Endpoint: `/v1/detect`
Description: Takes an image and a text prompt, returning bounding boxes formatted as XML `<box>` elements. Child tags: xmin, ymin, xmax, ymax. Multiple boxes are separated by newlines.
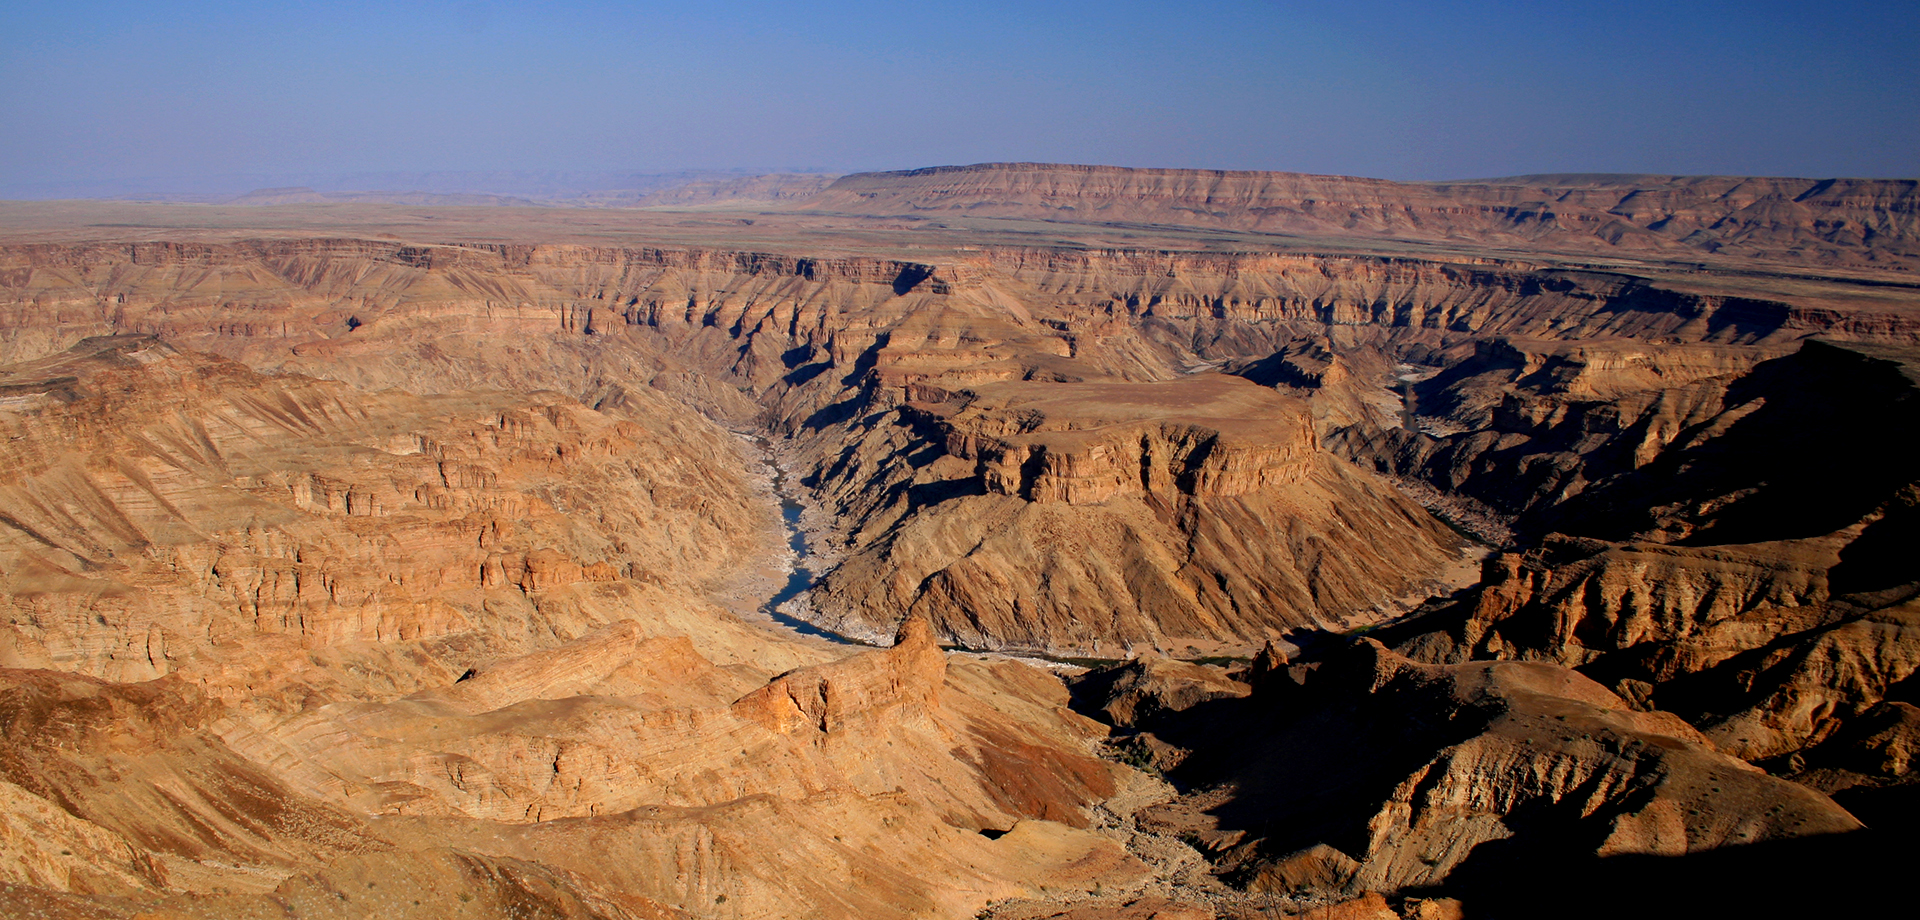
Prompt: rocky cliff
<box><xmin>2</xmin><ymin>230</ymin><xmax>1911</xmax><ymax>672</ymax></box>
<box><xmin>798</xmin><ymin>374</ymin><xmax>1467</xmax><ymax>654</ymax></box>
<box><xmin>1328</xmin><ymin>339</ymin><xmax>1920</xmax><ymax>816</ymax></box>
<box><xmin>0</xmin><ymin>335</ymin><xmax>770</xmax><ymax>698</ymax></box>
<box><xmin>1101</xmin><ymin>639</ymin><xmax>1861</xmax><ymax>901</ymax></box>
<box><xmin>4</xmin><ymin>239</ymin><xmax>1671</xmax><ymax>651</ymax></box>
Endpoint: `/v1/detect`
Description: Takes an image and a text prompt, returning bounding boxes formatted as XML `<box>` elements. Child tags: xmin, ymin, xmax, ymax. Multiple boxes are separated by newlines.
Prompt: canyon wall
<box><xmin>0</xmin><ymin>168</ymin><xmax>1915</xmax><ymax>917</ymax></box>
<box><xmin>0</xmin><ymin>333</ymin><xmax>1141</xmax><ymax>918</ymax></box>
<box><xmin>1311</xmin><ymin>337</ymin><xmax>1920</xmax><ymax>844</ymax></box>
<box><xmin>2</xmin><ymin>236</ymin><xmax>1910</xmax><ymax>655</ymax></box>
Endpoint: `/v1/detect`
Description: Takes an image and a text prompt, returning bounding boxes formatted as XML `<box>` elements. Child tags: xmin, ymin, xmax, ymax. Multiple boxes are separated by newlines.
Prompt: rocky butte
<box><xmin>0</xmin><ymin>162</ymin><xmax>1914</xmax><ymax>919</ymax></box>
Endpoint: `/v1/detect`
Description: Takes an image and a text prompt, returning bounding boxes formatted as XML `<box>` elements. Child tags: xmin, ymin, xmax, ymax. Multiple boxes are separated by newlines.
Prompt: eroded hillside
<box><xmin>0</xmin><ymin>163</ymin><xmax>1915</xmax><ymax>918</ymax></box>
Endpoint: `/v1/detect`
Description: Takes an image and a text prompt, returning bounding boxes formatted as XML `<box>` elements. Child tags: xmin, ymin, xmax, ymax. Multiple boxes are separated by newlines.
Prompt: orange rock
<box><xmin>731</xmin><ymin>615</ymin><xmax>946</xmax><ymax>735</ymax></box>
<box><xmin>1290</xmin><ymin>891</ymin><xmax>1396</xmax><ymax>920</ymax></box>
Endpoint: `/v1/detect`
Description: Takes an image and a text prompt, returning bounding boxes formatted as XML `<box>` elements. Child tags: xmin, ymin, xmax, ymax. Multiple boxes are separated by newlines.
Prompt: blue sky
<box><xmin>2</xmin><ymin>1</ymin><xmax>1915</xmax><ymax>195</ymax></box>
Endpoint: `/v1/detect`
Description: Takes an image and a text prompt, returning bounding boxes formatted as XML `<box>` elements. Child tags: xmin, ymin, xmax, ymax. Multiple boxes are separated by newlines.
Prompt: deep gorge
<box><xmin>0</xmin><ymin>166</ymin><xmax>1914</xmax><ymax>918</ymax></box>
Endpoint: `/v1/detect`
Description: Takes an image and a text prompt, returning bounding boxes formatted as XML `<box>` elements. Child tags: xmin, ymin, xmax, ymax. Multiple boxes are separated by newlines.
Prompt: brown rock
<box><xmin>731</xmin><ymin>615</ymin><xmax>946</xmax><ymax>734</ymax></box>
<box><xmin>988</xmin><ymin>895</ymin><xmax>1215</xmax><ymax>920</ymax></box>
<box><xmin>1250</xmin><ymin>844</ymin><xmax>1358</xmax><ymax>894</ymax></box>
<box><xmin>1364</xmin><ymin>339</ymin><xmax>1920</xmax><ymax>772</ymax></box>
<box><xmin>1401</xmin><ymin>897</ymin><xmax>1464</xmax><ymax>920</ymax></box>
<box><xmin>0</xmin><ymin>337</ymin><xmax>778</xmax><ymax>708</ymax></box>
<box><xmin>805</xmin><ymin>374</ymin><xmax>1469</xmax><ymax>655</ymax></box>
<box><xmin>1289</xmin><ymin>891</ymin><xmax>1396</xmax><ymax>920</ymax></box>
<box><xmin>1070</xmin><ymin>656</ymin><xmax>1250</xmax><ymax>731</ymax></box>
<box><xmin>1143</xmin><ymin>639</ymin><xmax>1861</xmax><ymax>896</ymax></box>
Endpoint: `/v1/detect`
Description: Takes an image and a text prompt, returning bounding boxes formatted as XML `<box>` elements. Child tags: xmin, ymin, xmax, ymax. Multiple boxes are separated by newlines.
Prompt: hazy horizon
<box><xmin>4</xmin><ymin>1</ymin><xmax>1916</xmax><ymax>200</ymax></box>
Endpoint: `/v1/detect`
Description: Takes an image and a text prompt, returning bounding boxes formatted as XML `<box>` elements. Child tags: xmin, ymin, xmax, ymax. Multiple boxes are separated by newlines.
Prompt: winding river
<box><xmin>755</xmin><ymin>439</ymin><xmax>862</xmax><ymax>645</ymax></box>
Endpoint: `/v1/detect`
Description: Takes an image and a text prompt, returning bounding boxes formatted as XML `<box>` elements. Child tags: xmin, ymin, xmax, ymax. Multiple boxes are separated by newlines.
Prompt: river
<box><xmin>753</xmin><ymin>437</ymin><xmax>864</xmax><ymax>645</ymax></box>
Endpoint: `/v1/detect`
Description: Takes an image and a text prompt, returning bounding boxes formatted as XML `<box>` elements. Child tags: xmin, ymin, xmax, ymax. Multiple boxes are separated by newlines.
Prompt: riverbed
<box><xmin>754</xmin><ymin>439</ymin><xmax>862</xmax><ymax>645</ymax></box>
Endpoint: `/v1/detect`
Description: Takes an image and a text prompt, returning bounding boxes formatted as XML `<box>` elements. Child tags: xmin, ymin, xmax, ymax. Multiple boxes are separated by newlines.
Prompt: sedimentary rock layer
<box><xmin>806</xmin><ymin>163</ymin><xmax>1920</xmax><ymax>268</ymax></box>
<box><xmin>1333</xmin><ymin>338</ymin><xmax>1920</xmax><ymax>775</ymax></box>
<box><xmin>1</xmin><ymin>235</ymin><xmax>1911</xmax><ymax>652</ymax></box>
<box><xmin>0</xmin><ymin>335</ymin><xmax>771</xmax><ymax>703</ymax></box>
<box><xmin>800</xmin><ymin>374</ymin><xmax>1465</xmax><ymax>653</ymax></box>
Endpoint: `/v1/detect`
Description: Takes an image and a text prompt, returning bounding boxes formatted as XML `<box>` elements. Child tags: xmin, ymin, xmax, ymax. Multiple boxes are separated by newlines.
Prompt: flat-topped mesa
<box><xmin>806</xmin><ymin>162</ymin><xmax>1920</xmax><ymax>267</ymax></box>
<box><xmin>921</xmin><ymin>374</ymin><xmax>1317</xmax><ymax>505</ymax></box>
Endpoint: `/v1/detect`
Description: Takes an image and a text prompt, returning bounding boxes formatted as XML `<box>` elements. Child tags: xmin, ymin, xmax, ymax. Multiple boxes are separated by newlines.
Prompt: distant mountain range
<box><xmin>801</xmin><ymin>162</ymin><xmax>1920</xmax><ymax>269</ymax></box>
<box><xmin>8</xmin><ymin>161</ymin><xmax>1914</xmax><ymax>269</ymax></box>
<box><xmin>0</xmin><ymin>168</ymin><xmax>842</xmax><ymax>206</ymax></box>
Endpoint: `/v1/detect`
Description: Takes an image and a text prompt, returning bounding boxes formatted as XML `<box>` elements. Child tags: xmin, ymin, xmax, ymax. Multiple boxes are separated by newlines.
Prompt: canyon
<box><xmin>0</xmin><ymin>163</ymin><xmax>1914</xmax><ymax>918</ymax></box>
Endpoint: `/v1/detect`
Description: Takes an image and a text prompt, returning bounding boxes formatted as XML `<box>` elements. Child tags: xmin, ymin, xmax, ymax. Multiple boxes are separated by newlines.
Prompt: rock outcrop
<box><xmin>1138</xmin><ymin>640</ymin><xmax>1861</xmax><ymax>899</ymax></box>
<box><xmin>1069</xmin><ymin>655</ymin><xmax>1250</xmax><ymax>733</ymax></box>
<box><xmin>0</xmin><ymin>667</ymin><xmax>373</xmax><ymax>896</ymax></box>
<box><xmin>0</xmin><ymin>604</ymin><xmax>1140</xmax><ymax>918</ymax></box>
<box><xmin>733</xmin><ymin>615</ymin><xmax>946</xmax><ymax>735</ymax></box>
<box><xmin>0</xmin><ymin>335</ymin><xmax>1146</xmax><ymax>919</ymax></box>
<box><xmin>0</xmin><ymin>336</ymin><xmax>774</xmax><ymax>704</ymax></box>
<box><xmin>933</xmin><ymin>376</ymin><xmax>1318</xmax><ymax>504</ymax></box>
<box><xmin>1331</xmin><ymin>338</ymin><xmax>1911</xmax><ymax>542</ymax></box>
<box><xmin>1</xmin><ymin>230</ymin><xmax>1911</xmax><ymax>658</ymax></box>
<box><xmin>798</xmin><ymin>374</ymin><xmax>1469</xmax><ymax>655</ymax></box>
<box><xmin>1347</xmin><ymin>339</ymin><xmax>1920</xmax><ymax>779</ymax></box>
